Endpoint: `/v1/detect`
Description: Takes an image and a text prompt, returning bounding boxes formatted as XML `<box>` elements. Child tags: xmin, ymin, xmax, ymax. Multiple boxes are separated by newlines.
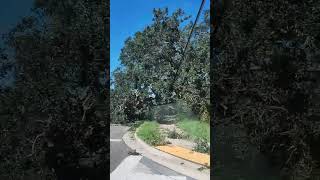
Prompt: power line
<box><xmin>181</xmin><ymin>0</ymin><xmax>206</xmax><ymax>60</ymax></box>
<box><xmin>169</xmin><ymin>0</ymin><xmax>206</xmax><ymax>96</ymax></box>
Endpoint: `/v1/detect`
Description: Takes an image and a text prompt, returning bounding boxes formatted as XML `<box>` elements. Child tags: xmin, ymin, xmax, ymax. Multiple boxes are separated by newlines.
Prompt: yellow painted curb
<box><xmin>155</xmin><ymin>145</ymin><xmax>210</xmax><ymax>167</ymax></box>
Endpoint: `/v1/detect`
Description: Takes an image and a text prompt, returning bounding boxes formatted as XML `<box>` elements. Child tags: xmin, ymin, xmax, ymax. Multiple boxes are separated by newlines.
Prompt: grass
<box><xmin>177</xmin><ymin>118</ymin><xmax>210</xmax><ymax>154</ymax></box>
<box><xmin>137</xmin><ymin>121</ymin><xmax>165</xmax><ymax>146</ymax></box>
<box><xmin>177</xmin><ymin>119</ymin><xmax>210</xmax><ymax>143</ymax></box>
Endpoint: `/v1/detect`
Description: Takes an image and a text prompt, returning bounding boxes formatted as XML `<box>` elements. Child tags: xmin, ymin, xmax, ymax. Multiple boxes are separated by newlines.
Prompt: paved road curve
<box><xmin>110</xmin><ymin>124</ymin><xmax>195</xmax><ymax>180</ymax></box>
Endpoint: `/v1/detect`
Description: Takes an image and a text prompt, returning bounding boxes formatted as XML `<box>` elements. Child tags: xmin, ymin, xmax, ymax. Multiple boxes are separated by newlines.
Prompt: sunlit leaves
<box><xmin>111</xmin><ymin>8</ymin><xmax>210</xmax><ymax>123</ymax></box>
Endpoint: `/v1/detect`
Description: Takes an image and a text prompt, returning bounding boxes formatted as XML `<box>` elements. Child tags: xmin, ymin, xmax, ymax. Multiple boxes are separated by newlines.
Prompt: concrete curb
<box><xmin>122</xmin><ymin>130</ymin><xmax>210</xmax><ymax>180</ymax></box>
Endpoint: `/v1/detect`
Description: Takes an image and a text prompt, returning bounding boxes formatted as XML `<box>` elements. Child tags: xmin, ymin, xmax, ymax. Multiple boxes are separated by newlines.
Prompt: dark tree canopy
<box><xmin>212</xmin><ymin>0</ymin><xmax>320</xmax><ymax>178</ymax></box>
<box><xmin>0</xmin><ymin>0</ymin><xmax>109</xmax><ymax>179</ymax></box>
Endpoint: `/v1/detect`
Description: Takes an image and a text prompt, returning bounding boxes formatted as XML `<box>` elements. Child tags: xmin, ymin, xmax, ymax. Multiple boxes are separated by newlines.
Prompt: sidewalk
<box><xmin>122</xmin><ymin>130</ymin><xmax>210</xmax><ymax>180</ymax></box>
<box><xmin>155</xmin><ymin>145</ymin><xmax>210</xmax><ymax>167</ymax></box>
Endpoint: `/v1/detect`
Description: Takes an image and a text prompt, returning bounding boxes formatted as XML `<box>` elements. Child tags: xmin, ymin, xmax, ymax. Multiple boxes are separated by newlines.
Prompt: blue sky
<box><xmin>0</xmin><ymin>0</ymin><xmax>33</xmax><ymax>45</ymax></box>
<box><xmin>0</xmin><ymin>0</ymin><xmax>209</xmax><ymax>86</ymax></box>
<box><xmin>110</xmin><ymin>0</ymin><xmax>210</xmax><ymax>74</ymax></box>
<box><xmin>0</xmin><ymin>1</ymin><xmax>33</xmax><ymax>88</ymax></box>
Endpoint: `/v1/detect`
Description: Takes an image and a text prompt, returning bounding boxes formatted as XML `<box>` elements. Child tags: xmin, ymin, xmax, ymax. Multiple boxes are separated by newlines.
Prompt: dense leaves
<box><xmin>111</xmin><ymin>8</ymin><xmax>210</xmax><ymax>124</ymax></box>
<box><xmin>213</xmin><ymin>0</ymin><xmax>320</xmax><ymax>178</ymax></box>
<box><xmin>0</xmin><ymin>0</ymin><xmax>109</xmax><ymax>179</ymax></box>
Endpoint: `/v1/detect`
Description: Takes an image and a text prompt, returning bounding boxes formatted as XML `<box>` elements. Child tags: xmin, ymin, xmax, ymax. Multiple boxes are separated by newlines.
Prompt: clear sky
<box><xmin>110</xmin><ymin>0</ymin><xmax>210</xmax><ymax>74</ymax></box>
<box><xmin>0</xmin><ymin>1</ymin><xmax>33</xmax><ymax>88</ymax></box>
<box><xmin>0</xmin><ymin>0</ymin><xmax>210</xmax><ymax>85</ymax></box>
<box><xmin>0</xmin><ymin>0</ymin><xmax>34</xmax><ymax>45</ymax></box>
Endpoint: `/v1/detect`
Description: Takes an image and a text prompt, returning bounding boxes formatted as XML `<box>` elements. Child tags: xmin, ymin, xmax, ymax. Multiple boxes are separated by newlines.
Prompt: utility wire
<box><xmin>155</xmin><ymin>0</ymin><xmax>206</xmax><ymax>106</ymax></box>
<box><xmin>170</xmin><ymin>0</ymin><xmax>206</xmax><ymax>91</ymax></box>
<box><xmin>181</xmin><ymin>0</ymin><xmax>206</xmax><ymax>60</ymax></box>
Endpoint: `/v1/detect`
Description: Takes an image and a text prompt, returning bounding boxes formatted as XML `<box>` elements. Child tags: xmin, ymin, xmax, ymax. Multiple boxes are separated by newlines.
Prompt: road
<box><xmin>110</xmin><ymin>124</ymin><xmax>195</xmax><ymax>180</ymax></box>
<box><xmin>110</xmin><ymin>124</ymin><xmax>131</xmax><ymax>172</ymax></box>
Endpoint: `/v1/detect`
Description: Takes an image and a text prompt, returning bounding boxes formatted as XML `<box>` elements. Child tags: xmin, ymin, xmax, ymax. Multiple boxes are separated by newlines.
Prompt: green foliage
<box><xmin>193</xmin><ymin>138</ymin><xmax>210</xmax><ymax>154</ymax></box>
<box><xmin>137</xmin><ymin>121</ymin><xmax>166</xmax><ymax>146</ymax></box>
<box><xmin>111</xmin><ymin>8</ymin><xmax>209</xmax><ymax>123</ymax></box>
<box><xmin>200</xmin><ymin>105</ymin><xmax>210</xmax><ymax>123</ymax></box>
<box><xmin>177</xmin><ymin>119</ymin><xmax>210</xmax><ymax>143</ymax></box>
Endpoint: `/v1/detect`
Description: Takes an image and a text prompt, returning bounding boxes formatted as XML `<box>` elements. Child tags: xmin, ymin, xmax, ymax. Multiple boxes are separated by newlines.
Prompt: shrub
<box><xmin>167</xmin><ymin>128</ymin><xmax>183</xmax><ymax>139</ymax></box>
<box><xmin>137</xmin><ymin>121</ymin><xmax>165</xmax><ymax>146</ymax></box>
<box><xmin>193</xmin><ymin>138</ymin><xmax>210</xmax><ymax>154</ymax></box>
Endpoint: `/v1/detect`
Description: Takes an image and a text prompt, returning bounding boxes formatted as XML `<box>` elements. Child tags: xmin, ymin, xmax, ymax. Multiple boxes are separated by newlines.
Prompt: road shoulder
<box><xmin>122</xmin><ymin>130</ymin><xmax>210</xmax><ymax>180</ymax></box>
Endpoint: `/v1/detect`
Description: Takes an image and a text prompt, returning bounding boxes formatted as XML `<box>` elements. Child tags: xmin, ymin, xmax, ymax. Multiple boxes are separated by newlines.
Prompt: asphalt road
<box><xmin>110</xmin><ymin>124</ymin><xmax>131</xmax><ymax>172</ymax></box>
<box><xmin>110</xmin><ymin>124</ymin><xmax>195</xmax><ymax>179</ymax></box>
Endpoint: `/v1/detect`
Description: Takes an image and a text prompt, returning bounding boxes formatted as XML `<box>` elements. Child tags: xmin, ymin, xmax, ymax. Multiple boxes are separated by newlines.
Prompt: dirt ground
<box><xmin>159</xmin><ymin>124</ymin><xmax>196</xmax><ymax>150</ymax></box>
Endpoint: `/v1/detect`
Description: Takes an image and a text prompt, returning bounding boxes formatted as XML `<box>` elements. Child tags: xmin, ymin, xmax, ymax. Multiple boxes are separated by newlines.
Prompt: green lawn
<box><xmin>177</xmin><ymin>119</ymin><xmax>210</xmax><ymax>143</ymax></box>
<box><xmin>137</xmin><ymin>121</ymin><xmax>165</xmax><ymax>146</ymax></box>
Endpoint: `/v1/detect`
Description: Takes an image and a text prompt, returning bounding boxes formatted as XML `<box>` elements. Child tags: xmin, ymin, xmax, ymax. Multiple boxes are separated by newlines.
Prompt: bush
<box><xmin>167</xmin><ymin>128</ymin><xmax>183</xmax><ymax>139</ymax></box>
<box><xmin>137</xmin><ymin>121</ymin><xmax>165</xmax><ymax>146</ymax></box>
<box><xmin>200</xmin><ymin>106</ymin><xmax>210</xmax><ymax>123</ymax></box>
<box><xmin>193</xmin><ymin>138</ymin><xmax>210</xmax><ymax>154</ymax></box>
